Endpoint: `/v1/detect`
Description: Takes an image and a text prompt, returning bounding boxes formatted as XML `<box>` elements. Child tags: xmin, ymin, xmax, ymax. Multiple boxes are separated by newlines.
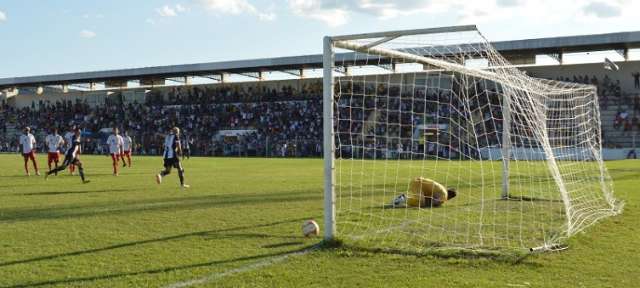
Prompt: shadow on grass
<box><xmin>15</xmin><ymin>188</ymin><xmax>132</xmax><ymax>196</ymax></box>
<box><xmin>317</xmin><ymin>239</ymin><xmax>539</xmax><ymax>266</ymax></box>
<box><xmin>503</xmin><ymin>195</ymin><xmax>563</xmax><ymax>203</ymax></box>
<box><xmin>0</xmin><ymin>175</ymin><xmax>34</xmax><ymax>179</ymax></box>
<box><xmin>0</xmin><ymin>216</ymin><xmax>317</xmax><ymax>269</ymax></box>
<box><xmin>1</xmin><ymin>245</ymin><xmax>317</xmax><ymax>288</ymax></box>
<box><xmin>0</xmin><ymin>189</ymin><xmax>322</xmax><ymax>223</ymax></box>
<box><xmin>378</xmin><ymin>195</ymin><xmax>562</xmax><ymax>210</ymax></box>
<box><xmin>87</xmin><ymin>172</ymin><xmax>151</xmax><ymax>176</ymax></box>
<box><xmin>204</xmin><ymin>232</ymin><xmax>308</xmax><ymax>241</ymax></box>
<box><xmin>262</xmin><ymin>241</ymin><xmax>305</xmax><ymax>249</ymax></box>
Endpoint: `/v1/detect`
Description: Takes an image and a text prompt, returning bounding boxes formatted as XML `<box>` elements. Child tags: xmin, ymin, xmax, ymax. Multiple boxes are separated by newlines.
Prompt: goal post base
<box><xmin>529</xmin><ymin>244</ymin><xmax>568</xmax><ymax>254</ymax></box>
<box><xmin>319</xmin><ymin>238</ymin><xmax>344</xmax><ymax>249</ymax></box>
<box><xmin>501</xmin><ymin>195</ymin><xmax>564</xmax><ymax>203</ymax></box>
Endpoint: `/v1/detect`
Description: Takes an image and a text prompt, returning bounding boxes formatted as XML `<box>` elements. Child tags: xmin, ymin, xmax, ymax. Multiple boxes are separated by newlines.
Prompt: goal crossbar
<box><xmin>330</xmin><ymin>25</ymin><xmax>478</xmax><ymax>41</ymax></box>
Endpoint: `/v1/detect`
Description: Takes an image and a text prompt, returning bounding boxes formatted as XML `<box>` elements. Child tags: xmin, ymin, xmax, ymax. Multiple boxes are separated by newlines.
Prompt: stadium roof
<box><xmin>2</xmin><ymin>29</ymin><xmax>640</xmax><ymax>89</ymax></box>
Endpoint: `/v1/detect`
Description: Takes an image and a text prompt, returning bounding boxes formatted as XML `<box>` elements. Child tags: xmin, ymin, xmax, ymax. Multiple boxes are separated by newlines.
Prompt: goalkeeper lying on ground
<box><xmin>393</xmin><ymin>177</ymin><xmax>457</xmax><ymax>208</ymax></box>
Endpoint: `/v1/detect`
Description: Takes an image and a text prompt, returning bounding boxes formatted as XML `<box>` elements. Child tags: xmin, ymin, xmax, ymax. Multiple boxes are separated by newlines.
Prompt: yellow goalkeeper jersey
<box><xmin>406</xmin><ymin>177</ymin><xmax>449</xmax><ymax>207</ymax></box>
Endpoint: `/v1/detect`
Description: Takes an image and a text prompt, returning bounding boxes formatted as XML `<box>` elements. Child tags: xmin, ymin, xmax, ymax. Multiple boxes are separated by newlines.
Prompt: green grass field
<box><xmin>0</xmin><ymin>154</ymin><xmax>638</xmax><ymax>287</ymax></box>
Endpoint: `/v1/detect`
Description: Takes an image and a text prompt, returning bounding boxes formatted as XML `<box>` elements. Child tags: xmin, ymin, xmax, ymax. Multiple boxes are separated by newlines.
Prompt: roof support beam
<box><xmin>236</xmin><ymin>71</ymin><xmax>264</xmax><ymax>80</ymax></box>
<box><xmin>199</xmin><ymin>74</ymin><xmax>224</xmax><ymax>82</ymax></box>
<box><xmin>166</xmin><ymin>77</ymin><xmax>186</xmax><ymax>84</ymax></box>
<box><xmin>377</xmin><ymin>63</ymin><xmax>396</xmax><ymax>72</ymax></box>
<box><xmin>162</xmin><ymin>76</ymin><xmax>192</xmax><ymax>85</ymax></box>
<box><xmin>68</xmin><ymin>83</ymin><xmax>92</xmax><ymax>91</ymax></box>
<box><xmin>615</xmin><ymin>48</ymin><xmax>629</xmax><ymax>61</ymax></box>
<box><xmin>334</xmin><ymin>66</ymin><xmax>348</xmax><ymax>75</ymax></box>
<box><xmin>547</xmin><ymin>52</ymin><xmax>563</xmax><ymax>64</ymax></box>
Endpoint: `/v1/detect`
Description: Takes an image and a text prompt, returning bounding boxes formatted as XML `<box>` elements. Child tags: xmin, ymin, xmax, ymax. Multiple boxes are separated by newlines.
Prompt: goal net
<box><xmin>322</xmin><ymin>26</ymin><xmax>623</xmax><ymax>252</ymax></box>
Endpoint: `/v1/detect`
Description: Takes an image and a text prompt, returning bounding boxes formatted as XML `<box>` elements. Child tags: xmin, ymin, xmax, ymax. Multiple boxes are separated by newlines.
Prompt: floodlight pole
<box><xmin>323</xmin><ymin>36</ymin><xmax>336</xmax><ymax>241</ymax></box>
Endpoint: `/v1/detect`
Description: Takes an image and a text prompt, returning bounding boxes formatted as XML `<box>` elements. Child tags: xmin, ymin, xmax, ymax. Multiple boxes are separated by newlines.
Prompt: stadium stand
<box><xmin>0</xmin><ymin>83</ymin><xmax>324</xmax><ymax>157</ymax></box>
<box><xmin>1</xmin><ymin>64</ymin><xmax>639</xmax><ymax>157</ymax></box>
<box><xmin>1</xmin><ymin>32</ymin><xmax>640</xmax><ymax>157</ymax></box>
<box><xmin>0</xmin><ymin>64</ymin><xmax>640</xmax><ymax>158</ymax></box>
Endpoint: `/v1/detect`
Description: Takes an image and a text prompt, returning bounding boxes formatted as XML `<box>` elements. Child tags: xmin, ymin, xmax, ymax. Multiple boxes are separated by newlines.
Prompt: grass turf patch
<box><xmin>0</xmin><ymin>155</ymin><xmax>637</xmax><ymax>287</ymax></box>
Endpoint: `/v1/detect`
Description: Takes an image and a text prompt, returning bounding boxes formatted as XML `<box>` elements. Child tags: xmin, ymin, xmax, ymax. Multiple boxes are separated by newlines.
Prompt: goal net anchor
<box><xmin>529</xmin><ymin>244</ymin><xmax>569</xmax><ymax>254</ymax></box>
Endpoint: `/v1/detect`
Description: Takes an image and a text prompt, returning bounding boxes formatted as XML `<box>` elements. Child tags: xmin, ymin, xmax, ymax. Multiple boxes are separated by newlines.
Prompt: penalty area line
<box><xmin>163</xmin><ymin>246</ymin><xmax>317</xmax><ymax>288</ymax></box>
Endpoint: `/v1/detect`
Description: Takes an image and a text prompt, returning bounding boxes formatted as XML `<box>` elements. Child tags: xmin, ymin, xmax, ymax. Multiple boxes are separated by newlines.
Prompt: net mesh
<box><xmin>329</xmin><ymin>28</ymin><xmax>623</xmax><ymax>252</ymax></box>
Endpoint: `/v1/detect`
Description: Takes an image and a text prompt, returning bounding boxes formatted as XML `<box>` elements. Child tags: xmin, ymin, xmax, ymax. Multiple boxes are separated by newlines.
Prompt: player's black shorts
<box><xmin>63</xmin><ymin>154</ymin><xmax>80</xmax><ymax>166</ymax></box>
<box><xmin>163</xmin><ymin>157</ymin><xmax>180</xmax><ymax>168</ymax></box>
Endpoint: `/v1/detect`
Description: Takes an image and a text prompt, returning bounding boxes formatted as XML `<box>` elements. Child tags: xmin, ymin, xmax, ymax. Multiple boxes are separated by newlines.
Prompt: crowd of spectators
<box><xmin>554</xmin><ymin>74</ymin><xmax>622</xmax><ymax>109</ymax></box>
<box><xmin>334</xmin><ymin>80</ymin><xmax>504</xmax><ymax>160</ymax></box>
<box><xmin>613</xmin><ymin>108</ymin><xmax>640</xmax><ymax>135</ymax></box>
<box><xmin>1</xmin><ymin>74</ymin><xmax>638</xmax><ymax>157</ymax></box>
<box><xmin>0</xmin><ymin>83</ymin><xmax>324</xmax><ymax>157</ymax></box>
<box><xmin>2</xmin><ymin>79</ymin><xmax>495</xmax><ymax>159</ymax></box>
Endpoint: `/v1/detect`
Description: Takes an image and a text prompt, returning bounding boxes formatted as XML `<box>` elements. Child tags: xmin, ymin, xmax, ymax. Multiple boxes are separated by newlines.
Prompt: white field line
<box><xmin>163</xmin><ymin>247</ymin><xmax>316</xmax><ymax>288</ymax></box>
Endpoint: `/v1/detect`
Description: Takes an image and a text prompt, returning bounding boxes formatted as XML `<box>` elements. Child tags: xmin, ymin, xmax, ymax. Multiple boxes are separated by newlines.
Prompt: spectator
<box><xmin>632</xmin><ymin>72</ymin><xmax>640</xmax><ymax>89</ymax></box>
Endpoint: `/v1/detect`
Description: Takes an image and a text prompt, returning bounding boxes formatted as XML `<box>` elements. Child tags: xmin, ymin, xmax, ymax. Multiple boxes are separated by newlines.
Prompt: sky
<box><xmin>0</xmin><ymin>0</ymin><xmax>639</xmax><ymax>78</ymax></box>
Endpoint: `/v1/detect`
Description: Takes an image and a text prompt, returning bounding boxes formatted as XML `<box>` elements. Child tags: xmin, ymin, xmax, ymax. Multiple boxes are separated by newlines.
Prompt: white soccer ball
<box><xmin>302</xmin><ymin>220</ymin><xmax>320</xmax><ymax>237</ymax></box>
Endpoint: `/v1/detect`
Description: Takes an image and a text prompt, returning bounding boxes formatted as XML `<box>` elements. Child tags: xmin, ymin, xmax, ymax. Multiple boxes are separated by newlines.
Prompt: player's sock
<box><xmin>178</xmin><ymin>169</ymin><xmax>185</xmax><ymax>186</ymax></box>
<box><xmin>47</xmin><ymin>164</ymin><xmax>64</xmax><ymax>178</ymax></box>
<box><xmin>79</xmin><ymin>166</ymin><xmax>86</xmax><ymax>182</ymax></box>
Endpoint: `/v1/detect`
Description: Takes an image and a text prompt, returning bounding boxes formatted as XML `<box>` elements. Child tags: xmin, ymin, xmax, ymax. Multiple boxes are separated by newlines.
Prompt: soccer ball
<box><xmin>302</xmin><ymin>220</ymin><xmax>320</xmax><ymax>237</ymax></box>
<box><xmin>392</xmin><ymin>194</ymin><xmax>407</xmax><ymax>207</ymax></box>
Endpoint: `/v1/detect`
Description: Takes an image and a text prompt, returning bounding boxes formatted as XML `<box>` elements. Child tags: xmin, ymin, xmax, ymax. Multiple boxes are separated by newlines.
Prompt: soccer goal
<box><xmin>322</xmin><ymin>25</ymin><xmax>623</xmax><ymax>252</ymax></box>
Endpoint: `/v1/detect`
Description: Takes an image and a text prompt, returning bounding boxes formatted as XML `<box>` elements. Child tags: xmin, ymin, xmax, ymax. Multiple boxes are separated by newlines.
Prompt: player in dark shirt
<box><xmin>45</xmin><ymin>128</ymin><xmax>89</xmax><ymax>183</ymax></box>
<box><xmin>156</xmin><ymin>127</ymin><xmax>189</xmax><ymax>188</ymax></box>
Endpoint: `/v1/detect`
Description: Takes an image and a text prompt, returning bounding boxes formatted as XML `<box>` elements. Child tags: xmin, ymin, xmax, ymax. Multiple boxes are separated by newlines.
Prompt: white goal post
<box><xmin>323</xmin><ymin>25</ymin><xmax>623</xmax><ymax>252</ymax></box>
